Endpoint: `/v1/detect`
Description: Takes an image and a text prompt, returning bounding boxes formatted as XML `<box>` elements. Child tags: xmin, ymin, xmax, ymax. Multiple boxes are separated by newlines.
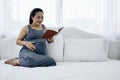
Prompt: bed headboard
<box><xmin>60</xmin><ymin>27</ymin><xmax>103</xmax><ymax>39</ymax></box>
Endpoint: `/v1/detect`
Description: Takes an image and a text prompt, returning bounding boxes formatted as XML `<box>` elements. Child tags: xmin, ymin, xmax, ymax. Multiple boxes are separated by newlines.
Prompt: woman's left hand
<box><xmin>47</xmin><ymin>37</ymin><xmax>54</xmax><ymax>43</ymax></box>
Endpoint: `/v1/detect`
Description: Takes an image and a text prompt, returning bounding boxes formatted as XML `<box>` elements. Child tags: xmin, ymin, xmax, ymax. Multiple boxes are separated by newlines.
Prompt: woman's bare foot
<box><xmin>4</xmin><ymin>57</ymin><xmax>20</xmax><ymax>66</ymax></box>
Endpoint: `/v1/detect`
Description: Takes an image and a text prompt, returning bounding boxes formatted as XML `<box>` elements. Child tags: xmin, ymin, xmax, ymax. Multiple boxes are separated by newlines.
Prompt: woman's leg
<box><xmin>19</xmin><ymin>49</ymin><xmax>56</xmax><ymax>67</ymax></box>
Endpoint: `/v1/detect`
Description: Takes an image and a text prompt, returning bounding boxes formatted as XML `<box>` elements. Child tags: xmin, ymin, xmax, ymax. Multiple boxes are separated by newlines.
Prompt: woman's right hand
<box><xmin>24</xmin><ymin>41</ymin><xmax>36</xmax><ymax>51</ymax></box>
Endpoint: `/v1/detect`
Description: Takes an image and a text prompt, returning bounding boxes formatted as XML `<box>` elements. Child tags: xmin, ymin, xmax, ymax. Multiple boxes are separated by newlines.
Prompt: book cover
<box><xmin>42</xmin><ymin>27</ymin><xmax>63</xmax><ymax>39</ymax></box>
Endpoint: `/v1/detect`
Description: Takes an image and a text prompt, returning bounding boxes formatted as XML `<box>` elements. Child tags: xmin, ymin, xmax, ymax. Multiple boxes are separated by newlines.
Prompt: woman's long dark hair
<box><xmin>29</xmin><ymin>8</ymin><xmax>43</xmax><ymax>24</ymax></box>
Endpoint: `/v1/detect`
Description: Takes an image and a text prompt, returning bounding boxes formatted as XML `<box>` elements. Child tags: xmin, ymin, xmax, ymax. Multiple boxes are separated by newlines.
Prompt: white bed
<box><xmin>0</xmin><ymin>60</ymin><xmax>120</xmax><ymax>80</ymax></box>
<box><xmin>0</xmin><ymin>27</ymin><xmax>120</xmax><ymax>80</ymax></box>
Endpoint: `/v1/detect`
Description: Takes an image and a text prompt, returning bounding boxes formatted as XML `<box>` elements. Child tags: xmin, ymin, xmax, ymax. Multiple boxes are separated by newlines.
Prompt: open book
<box><xmin>42</xmin><ymin>27</ymin><xmax>64</xmax><ymax>39</ymax></box>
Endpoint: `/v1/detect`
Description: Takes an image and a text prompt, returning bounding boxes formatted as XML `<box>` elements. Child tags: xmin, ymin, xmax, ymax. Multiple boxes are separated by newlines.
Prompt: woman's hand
<box><xmin>47</xmin><ymin>37</ymin><xmax>54</xmax><ymax>43</ymax></box>
<box><xmin>24</xmin><ymin>41</ymin><xmax>36</xmax><ymax>51</ymax></box>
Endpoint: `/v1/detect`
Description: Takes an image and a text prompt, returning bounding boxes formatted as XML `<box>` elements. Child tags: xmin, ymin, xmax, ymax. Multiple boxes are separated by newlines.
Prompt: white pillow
<box><xmin>64</xmin><ymin>39</ymin><xmax>108</xmax><ymax>62</ymax></box>
<box><xmin>0</xmin><ymin>36</ymin><xmax>21</xmax><ymax>59</ymax></box>
<box><xmin>46</xmin><ymin>33</ymin><xmax>63</xmax><ymax>62</ymax></box>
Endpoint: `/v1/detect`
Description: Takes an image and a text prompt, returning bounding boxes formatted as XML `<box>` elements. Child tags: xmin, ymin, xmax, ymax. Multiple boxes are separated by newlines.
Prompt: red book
<box><xmin>42</xmin><ymin>27</ymin><xmax>64</xmax><ymax>39</ymax></box>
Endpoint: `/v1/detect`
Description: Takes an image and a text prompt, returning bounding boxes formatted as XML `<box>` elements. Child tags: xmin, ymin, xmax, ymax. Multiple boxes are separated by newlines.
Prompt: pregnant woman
<box><xmin>4</xmin><ymin>8</ymin><xmax>56</xmax><ymax>67</ymax></box>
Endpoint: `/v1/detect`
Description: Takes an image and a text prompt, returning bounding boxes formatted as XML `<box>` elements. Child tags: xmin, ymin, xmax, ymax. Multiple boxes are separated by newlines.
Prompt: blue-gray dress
<box><xmin>19</xmin><ymin>25</ymin><xmax>56</xmax><ymax>67</ymax></box>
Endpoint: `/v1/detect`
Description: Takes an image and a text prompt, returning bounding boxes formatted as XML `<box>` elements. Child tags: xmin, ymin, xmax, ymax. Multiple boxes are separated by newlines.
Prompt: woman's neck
<box><xmin>31</xmin><ymin>23</ymin><xmax>41</xmax><ymax>28</ymax></box>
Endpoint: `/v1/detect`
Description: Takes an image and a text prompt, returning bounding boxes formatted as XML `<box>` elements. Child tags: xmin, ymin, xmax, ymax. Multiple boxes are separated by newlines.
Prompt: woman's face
<box><xmin>32</xmin><ymin>12</ymin><xmax>44</xmax><ymax>26</ymax></box>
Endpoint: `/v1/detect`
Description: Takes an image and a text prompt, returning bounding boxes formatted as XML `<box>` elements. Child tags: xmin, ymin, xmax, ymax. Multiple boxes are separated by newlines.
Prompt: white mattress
<box><xmin>0</xmin><ymin>60</ymin><xmax>120</xmax><ymax>80</ymax></box>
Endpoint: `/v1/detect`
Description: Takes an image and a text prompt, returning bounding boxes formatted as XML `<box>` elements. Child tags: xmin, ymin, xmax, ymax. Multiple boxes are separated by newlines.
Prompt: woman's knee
<box><xmin>48</xmin><ymin>57</ymin><xmax>56</xmax><ymax>66</ymax></box>
<box><xmin>19</xmin><ymin>57</ymin><xmax>36</xmax><ymax>67</ymax></box>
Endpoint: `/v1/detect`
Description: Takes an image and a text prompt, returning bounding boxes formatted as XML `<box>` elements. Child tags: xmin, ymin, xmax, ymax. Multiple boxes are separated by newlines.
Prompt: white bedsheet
<box><xmin>0</xmin><ymin>60</ymin><xmax>120</xmax><ymax>80</ymax></box>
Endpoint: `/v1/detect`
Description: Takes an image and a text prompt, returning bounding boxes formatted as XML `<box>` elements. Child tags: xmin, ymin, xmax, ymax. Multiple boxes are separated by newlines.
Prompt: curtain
<box><xmin>63</xmin><ymin>0</ymin><xmax>119</xmax><ymax>40</ymax></box>
<box><xmin>0</xmin><ymin>0</ymin><xmax>120</xmax><ymax>40</ymax></box>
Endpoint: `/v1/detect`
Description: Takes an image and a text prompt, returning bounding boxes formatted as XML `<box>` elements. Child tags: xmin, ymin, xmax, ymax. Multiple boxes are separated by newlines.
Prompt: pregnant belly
<box><xmin>20</xmin><ymin>39</ymin><xmax>46</xmax><ymax>55</ymax></box>
<box><xmin>33</xmin><ymin>39</ymin><xmax>46</xmax><ymax>55</ymax></box>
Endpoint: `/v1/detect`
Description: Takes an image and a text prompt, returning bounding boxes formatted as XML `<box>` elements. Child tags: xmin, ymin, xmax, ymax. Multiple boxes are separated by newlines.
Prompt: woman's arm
<box><xmin>16</xmin><ymin>26</ymin><xmax>36</xmax><ymax>51</ymax></box>
<box><xmin>47</xmin><ymin>37</ymin><xmax>53</xmax><ymax>43</ymax></box>
<box><xmin>16</xmin><ymin>26</ymin><xmax>28</xmax><ymax>46</ymax></box>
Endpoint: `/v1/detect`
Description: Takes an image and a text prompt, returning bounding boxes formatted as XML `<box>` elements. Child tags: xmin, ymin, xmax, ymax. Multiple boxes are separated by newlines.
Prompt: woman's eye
<box><xmin>37</xmin><ymin>16</ymin><xmax>40</xmax><ymax>18</ymax></box>
<box><xmin>37</xmin><ymin>17</ymin><xmax>43</xmax><ymax>18</ymax></box>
